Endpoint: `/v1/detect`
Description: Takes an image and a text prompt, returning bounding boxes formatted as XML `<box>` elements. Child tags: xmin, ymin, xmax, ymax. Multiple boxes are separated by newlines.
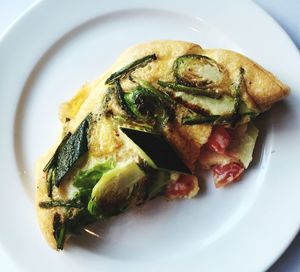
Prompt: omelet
<box><xmin>36</xmin><ymin>40</ymin><xmax>289</xmax><ymax>249</ymax></box>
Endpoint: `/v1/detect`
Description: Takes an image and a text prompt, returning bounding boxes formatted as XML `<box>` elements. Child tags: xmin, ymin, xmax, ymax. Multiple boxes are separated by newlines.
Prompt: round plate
<box><xmin>1</xmin><ymin>1</ymin><xmax>300</xmax><ymax>271</ymax></box>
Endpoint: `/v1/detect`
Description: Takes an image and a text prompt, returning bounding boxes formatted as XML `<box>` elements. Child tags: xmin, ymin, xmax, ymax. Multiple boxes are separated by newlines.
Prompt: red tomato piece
<box><xmin>207</xmin><ymin>125</ymin><xmax>231</xmax><ymax>154</ymax></box>
<box><xmin>166</xmin><ymin>174</ymin><xmax>196</xmax><ymax>198</ymax></box>
<box><xmin>212</xmin><ymin>162</ymin><xmax>244</xmax><ymax>188</ymax></box>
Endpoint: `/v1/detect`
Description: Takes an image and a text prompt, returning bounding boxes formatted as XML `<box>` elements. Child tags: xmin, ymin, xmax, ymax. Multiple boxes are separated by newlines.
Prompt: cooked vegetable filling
<box><xmin>43</xmin><ymin>115</ymin><xmax>90</xmax><ymax>197</ymax></box>
<box><xmin>173</xmin><ymin>54</ymin><xmax>224</xmax><ymax>88</ymax></box>
<box><xmin>39</xmin><ymin>47</ymin><xmax>282</xmax><ymax>250</ymax></box>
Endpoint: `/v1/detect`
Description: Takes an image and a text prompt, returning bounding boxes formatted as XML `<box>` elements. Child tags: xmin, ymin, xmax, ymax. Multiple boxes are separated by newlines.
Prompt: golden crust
<box><xmin>202</xmin><ymin>49</ymin><xmax>290</xmax><ymax>110</ymax></box>
<box><xmin>163</xmin><ymin>119</ymin><xmax>212</xmax><ymax>172</ymax></box>
<box><xmin>36</xmin><ymin>147</ymin><xmax>60</xmax><ymax>249</ymax></box>
<box><xmin>164</xmin><ymin>122</ymin><xmax>202</xmax><ymax>172</ymax></box>
<box><xmin>36</xmin><ymin>40</ymin><xmax>289</xmax><ymax>249</ymax></box>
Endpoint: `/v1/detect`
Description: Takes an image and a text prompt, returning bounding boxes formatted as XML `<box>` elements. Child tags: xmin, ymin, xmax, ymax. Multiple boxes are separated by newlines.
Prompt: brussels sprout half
<box><xmin>124</xmin><ymin>86</ymin><xmax>162</xmax><ymax>120</ymax></box>
<box><xmin>173</xmin><ymin>54</ymin><xmax>224</xmax><ymax>88</ymax></box>
<box><xmin>88</xmin><ymin>162</ymin><xmax>146</xmax><ymax>217</ymax></box>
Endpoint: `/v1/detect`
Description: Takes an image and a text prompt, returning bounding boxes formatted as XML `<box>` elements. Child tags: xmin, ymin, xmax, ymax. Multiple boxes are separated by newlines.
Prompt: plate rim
<box><xmin>1</xmin><ymin>0</ymin><xmax>300</xmax><ymax>271</ymax></box>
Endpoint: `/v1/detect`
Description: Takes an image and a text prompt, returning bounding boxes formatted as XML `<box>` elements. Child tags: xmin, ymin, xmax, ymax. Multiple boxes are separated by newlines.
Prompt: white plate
<box><xmin>1</xmin><ymin>0</ymin><xmax>300</xmax><ymax>271</ymax></box>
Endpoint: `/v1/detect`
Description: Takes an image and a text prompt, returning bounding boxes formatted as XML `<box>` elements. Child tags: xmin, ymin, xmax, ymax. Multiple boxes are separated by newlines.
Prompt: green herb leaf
<box><xmin>44</xmin><ymin>133</ymin><xmax>71</xmax><ymax>198</ymax></box>
<box><xmin>44</xmin><ymin>115</ymin><xmax>90</xmax><ymax>190</ymax></box>
<box><xmin>54</xmin><ymin>117</ymin><xmax>89</xmax><ymax>187</ymax></box>
<box><xmin>43</xmin><ymin>133</ymin><xmax>71</xmax><ymax>172</ymax></box>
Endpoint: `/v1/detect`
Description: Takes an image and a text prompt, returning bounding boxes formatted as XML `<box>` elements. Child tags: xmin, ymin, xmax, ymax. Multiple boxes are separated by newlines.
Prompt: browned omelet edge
<box><xmin>202</xmin><ymin>49</ymin><xmax>290</xmax><ymax>110</ymax></box>
<box><xmin>35</xmin><ymin>40</ymin><xmax>289</xmax><ymax>249</ymax></box>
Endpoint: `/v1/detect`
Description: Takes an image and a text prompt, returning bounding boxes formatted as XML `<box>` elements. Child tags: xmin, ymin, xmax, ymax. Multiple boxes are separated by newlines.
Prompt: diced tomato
<box><xmin>207</xmin><ymin>125</ymin><xmax>231</xmax><ymax>154</ymax></box>
<box><xmin>212</xmin><ymin>162</ymin><xmax>244</xmax><ymax>188</ymax></box>
<box><xmin>166</xmin><ymin>174</ymin><xmax>197</xmax><ymax>199</ymax></box>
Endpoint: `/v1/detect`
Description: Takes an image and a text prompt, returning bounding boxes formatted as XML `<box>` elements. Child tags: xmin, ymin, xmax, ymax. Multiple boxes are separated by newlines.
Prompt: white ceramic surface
<box><xmin>0</xmin><ymin>1</ymin><xmax>300</xmax><ymax>271</ymax></box>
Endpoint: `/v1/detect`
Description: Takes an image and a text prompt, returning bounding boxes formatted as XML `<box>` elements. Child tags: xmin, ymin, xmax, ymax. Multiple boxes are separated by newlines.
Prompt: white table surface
<box><xmin>0</xmin><ymin>0</ymin><xmax>299</xmax><ymax>271</ymax></box>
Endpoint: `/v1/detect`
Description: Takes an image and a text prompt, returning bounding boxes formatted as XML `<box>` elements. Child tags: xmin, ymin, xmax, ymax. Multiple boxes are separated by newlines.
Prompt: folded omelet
<box><xmin>36</xmin><ymin>40</ymin><xmax>289</xmax><ymax>249</ymax></box>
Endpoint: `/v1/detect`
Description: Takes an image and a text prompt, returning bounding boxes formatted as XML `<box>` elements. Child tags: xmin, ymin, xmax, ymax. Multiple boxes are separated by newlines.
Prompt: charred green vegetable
<box><xmin>124</xmin><ymin>86</ymin><xmax>161</xmax><ymax>119</ymax></box>
<box><xmin>182</xmin><ymin>112</ymin><xmax>258</xmax><ymax>126</ymax></box>
<box><xmin>52</xmin><ymin>208</ymin><xmax>97</xmax><ymax>250</ymax></box>
<box><xmin>123</xmin><ymin>86</ymin><xmax>171</xmax><ymax>130</ymax></box>
<box><xmin>112</xmin><ymin>115</ymin><xmax>155</xmax><ymax>133</ymax></box>
<box><xmin>173</xmin><ymin>54</ymin><xmax>224</xmax><ymax>88</ymax></box>
<box><xmin>87</xmin><ymin>161</ymin><xmax>174</xmax><ymax>218</ymax></box>
<box><xmin>53</xmin><ymin>213</ymin><xmax>66</xmax><ymax>250</ymax></box>
<box><xmin>182</xmin><ymin>114</ymin><xmax>232</xmax><ymax>125</ymax></box>
<box><xmin>88</xmin><ymin>162</ymin><xmax>146</xmax><ymax>217</ymax></box>
<box><xmin>43</xmin><ymin>115</ymin><xmax>90</xmax><ymax>195</ymax></box>
<box><xmin>157</xmin><ymin>80</ymin><xmax>221</xmax><ymax>99</ymax></box>
<box><xmin>113</xmin><ymin>78</ymin><xmax>175</xmax><ymax>131</ymax></box>
<box><xmin>181</xmin><ymin>68</ymin><xmax>253</xmax><ymax>126</ymax></box>
<box><xmin>114</xmin><ymin>80</ymin><xmax>136</xmax><ymax>118</ymax></box>
<box><xmin>41</xmin><ymin>161</ymin><xmax>115</xmax><ymax>249</ymax></box>
<box><xmin>231</xmin><ymin>67</ymin><xmax>244</xmax><ymax>124</ymax></box>
<box><xmin>41</xmin><ymin>161</ymin><xmax>114</xmax><ymax>209</ymax></box>
<box><xmin>132</xmin><ymin>78</ymin><xmax>176</xmax><ymax>106</ymax></box>
<box><xmin>39</xmin><ymin>199</ymin><xmax>83</xmax><ymax>209</ymax></box>
<box><xmin>105</xmin><ymin>54</ymin><xmax>157</xmax><ymax>85</ymax></box>
<box><xmin>87</xmin><ymin>127</ymin><xmax>194</xmax><ymax>218</ymax></box>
